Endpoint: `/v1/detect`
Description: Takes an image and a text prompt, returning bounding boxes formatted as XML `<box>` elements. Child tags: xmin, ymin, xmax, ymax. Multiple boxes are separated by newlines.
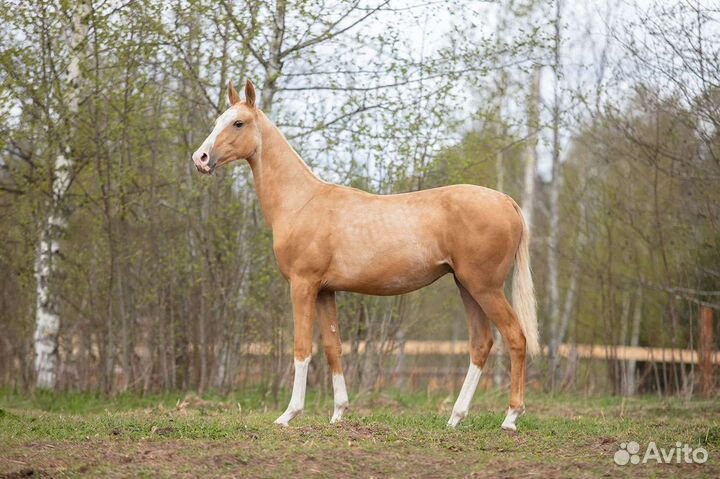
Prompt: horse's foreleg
<box><xmin>448</xmin><ymin>279</ymin><xmax>494</xmax><ymax>428</ymax></box>
<box><xmin>317</xmin><ymin>290</ymin><xmax>349</xmax><ymax>423</ymax></box>
<box><xmin>274</xmin><ymin>279</ymin><xmax>318</xmax><ymax>426</ymax></box>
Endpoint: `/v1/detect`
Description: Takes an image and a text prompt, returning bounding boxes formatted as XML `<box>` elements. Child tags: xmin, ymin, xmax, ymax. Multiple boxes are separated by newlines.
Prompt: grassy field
<box><xmin>0</xmin><ymin>388</ymin><xmax>718</xmax><ymax>478</ymax></box>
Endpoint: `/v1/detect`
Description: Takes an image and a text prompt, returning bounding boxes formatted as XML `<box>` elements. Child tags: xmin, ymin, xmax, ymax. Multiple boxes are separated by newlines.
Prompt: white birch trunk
<box><xmin>546</xmin><ymin>173</ymin><xmax>563</xmax><ymax>382</ymax></box>
<box><xmin>623</xmin><ymin>288</ymin><xmax>643</xmax><ymax>396</ymax></box>
<box><xmin>520</xmin><ymin>65</ymin><xmax>541</xmax><ymax>233</ymax></box>
<box><xmin>261</xmin><ymin>0</ymin><xmax>286</xmax><ymax>115</ymax></box>
<box><xmin>547</xmin><ymin>0</ymin><xmax>565</xmax><ymax>388</ymax></box>
<box><xmin>493</xmin><ymin>147</ymin><xmax>506</xmax><ymax>388</ymax></box>
<box><xmin>491</xmin><ymin>0</ymin><xmax>513</xmax><ymax>389</ymax></box>
<box><xmin>33</xmin><ymin>1</ymin><xmax>90</xmax><ymax>389</ymax></box>
<box><xmin>618</xmin><ymin>292</ymin><xmax>632</xmax><ymax>394</ymax></box>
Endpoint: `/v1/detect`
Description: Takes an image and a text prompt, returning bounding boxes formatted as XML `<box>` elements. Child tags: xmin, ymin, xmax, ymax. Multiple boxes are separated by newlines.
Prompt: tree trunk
<box><xmin>548</xmin><ymin>182</ymin><xmax>585</xmax><ymax>388</ymax></box>
<box><xmin>623</xmin><ymin>288</ymin><xmax>643</xmax><ymax>395</ymax></box>
<box><xmin>520</xmin><ymin>64</ymin><xmax>541</xmax><ymax>232</ymax></box>
<box><xmin>262</xmin><ymin>0</ymin><xmax>287</xmax><ymax>115</ymax></box>
<box><xmin>492</xmin><ymin>0</ymin><xmax>514</xmax><ymax>389</ymax></box>
<box><xmin>493</xmin><ymin>145</ymin><xmax>506</xmax><ymax>388</ymax></box>
<box><xmin>546</xmin><ymin>0</ymin><xmax>565</xmax><ymax>390</ymax></box>
<box><xmin>33</xmin><ymin>1</ymin><xmax>91</xmax><ymax>390</ymax></box>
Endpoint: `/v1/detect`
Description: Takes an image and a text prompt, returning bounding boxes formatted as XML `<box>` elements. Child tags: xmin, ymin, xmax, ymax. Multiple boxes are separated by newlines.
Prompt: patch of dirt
<box><xmin>174</xmin><ymin>393</ymin><xmax>233</xmax><ymax>414</ymax></box>
<box><xmin>592</xmin><ymin>436</ymin><xmax>619</xmax><ymax>453</ymax></box>
<box><xmin>212</xmin><ymin>454</ymin><xmax>249</xmax><ymax>467</ymax></box>
<box><xmin>1</xmin><ymin>435</ymin><xmax>718</xmax><ymax>479</ymax></box>
<box><xmin>0</xmin><ymin>469</ymin><xmax>51</xmax><ymax>479</ymax></box>
<box><xmin>151</xmin><ymin>426</ymin><xmax>177</xmax><ymax>436</ymax></box>
<box><xmin>350</xmin><ymin>393</ymin><xmax>405</xmax><ymax>412</ymax></box>
<box><xmin>339</xmin><ymin>421</ymin><xmax>392</xmax><ymax>442</ymax></box>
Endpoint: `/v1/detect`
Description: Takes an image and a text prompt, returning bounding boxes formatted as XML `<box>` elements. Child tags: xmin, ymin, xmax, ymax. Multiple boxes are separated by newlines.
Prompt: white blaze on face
<box><xmin>192</xmin><ymin>107</ymin><xmax>238</xmax><ymax>171</ymax></box>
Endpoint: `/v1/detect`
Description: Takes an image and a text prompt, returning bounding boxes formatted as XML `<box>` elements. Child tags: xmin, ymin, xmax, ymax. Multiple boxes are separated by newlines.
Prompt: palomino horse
<box><xmin>192</xmin><ymin>80</ymin><xmax>539</xmax><ymax>431</ymax></box>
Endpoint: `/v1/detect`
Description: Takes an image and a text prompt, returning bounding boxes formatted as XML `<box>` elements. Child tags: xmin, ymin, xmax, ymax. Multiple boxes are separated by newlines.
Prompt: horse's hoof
<box><xmin>501</xmin><ymin>422</ymin><xmax>518</xmax><ymax>432</ymax></box>
<box><xmin>447</xmin><ymin>410</ymin><xmax>467</xmax><ymax>428</ymax></box>
<box><xmin>501</xmin><ymin>406</ymin><xmax>524</xmax><ymax>432</ymax></box>
<box><xmin>275</xmin><ymin>408</ymin><xmax>301</xmax><ymax>427</ymax></box>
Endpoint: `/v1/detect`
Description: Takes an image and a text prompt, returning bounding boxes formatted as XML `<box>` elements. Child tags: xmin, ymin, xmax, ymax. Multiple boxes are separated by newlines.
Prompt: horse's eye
<box><xmin>233</xmin><ymin>121</ymin><xmax>244</xmax><ymax>128</ymax></box>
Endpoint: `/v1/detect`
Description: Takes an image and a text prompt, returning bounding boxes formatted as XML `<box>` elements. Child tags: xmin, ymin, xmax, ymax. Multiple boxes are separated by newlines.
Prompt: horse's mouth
<box><xmin>195</xmin><ymin>163</ymin><xmax>215</xmax><ymax>175</ymax></box>
<box><xmin>194</xmin><ymin>158</ymin><xmax>235</xmax><ymax>175</ymax></box>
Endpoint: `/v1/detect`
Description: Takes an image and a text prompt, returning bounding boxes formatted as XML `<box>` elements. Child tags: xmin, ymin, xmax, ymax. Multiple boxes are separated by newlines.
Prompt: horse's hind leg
<box><xmin>447</xmin><ymin>278</ymin><xmax>494</xmax><ymax>427</ymax></box>
<box><xmin>471</xmin><ymin>288</ymin><xmax>527</xmax><ymax>431</ymax></box>
<box><xmin>317</xmin><ymin>290</ymin><xmax>349</xmax><ymax>423</ymax></box>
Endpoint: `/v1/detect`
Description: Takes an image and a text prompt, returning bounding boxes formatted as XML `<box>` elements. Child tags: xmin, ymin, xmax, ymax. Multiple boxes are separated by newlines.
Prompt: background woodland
<box><xmin>0</xmin><ymin>0</ymin><xmax>718</xmax><ymax>398</ymax></box>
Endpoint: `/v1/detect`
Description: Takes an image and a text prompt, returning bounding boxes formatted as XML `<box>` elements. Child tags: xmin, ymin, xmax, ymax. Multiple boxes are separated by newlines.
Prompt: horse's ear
<box><xmin>227</xmin><ymin>80</ymin><xmax>240</xmax><ymax>106</ymax></box>
<box><xmin>245</xmin><ymin>80</ymin><xmax>256</xmax><ymax>108</ymax></box>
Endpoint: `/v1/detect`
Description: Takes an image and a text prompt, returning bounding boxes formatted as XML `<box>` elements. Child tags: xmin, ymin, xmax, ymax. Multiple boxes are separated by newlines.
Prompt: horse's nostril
<box><xmin>200</xmin><ymin>152</ymin><xmax>208</xmax><ymax>162</ymax></box>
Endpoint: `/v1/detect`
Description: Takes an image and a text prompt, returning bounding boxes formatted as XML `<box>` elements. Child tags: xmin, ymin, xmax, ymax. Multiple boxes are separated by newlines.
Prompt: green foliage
<box><xmin>564</xmin><ymin>90</ymin><xmax>720</xmax><ymax>350</ymax></box>
<box><xmin>1</xmin><ymin>0</ymin><xmax>718</xmax><ymax>401</ymax></box>
<box><xmin>0</xmin><ymin>0</ymin><xmax>542</xmax><ymax>394</ymax></box>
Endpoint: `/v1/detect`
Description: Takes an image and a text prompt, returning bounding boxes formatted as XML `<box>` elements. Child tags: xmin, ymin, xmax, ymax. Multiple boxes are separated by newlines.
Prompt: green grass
<box><xmin>1</xmin><ymin>388</ymin><xmax>718</xmax><ymax>478</ymax></box>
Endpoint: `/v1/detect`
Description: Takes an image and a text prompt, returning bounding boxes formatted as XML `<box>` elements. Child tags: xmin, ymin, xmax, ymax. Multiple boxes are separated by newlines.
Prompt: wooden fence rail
<box><xmin>236</xmin><ymin>341</ymin><xmax>720</xmax><ymax>365</ymax></box>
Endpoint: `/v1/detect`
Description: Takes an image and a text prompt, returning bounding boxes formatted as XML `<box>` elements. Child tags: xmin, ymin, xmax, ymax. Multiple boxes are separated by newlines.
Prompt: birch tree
<box><xmin>33</xmin><ymin>1</ymin><xmax>91</xmax><ymax>389</ymax></box>
<box><xmin>520</xmin><ymin>64</ymin><xmax>541</xmax><ymax>232</ymax></box>
<box><xmin>545</xmin><ymin>0</ymin><xmax>565</xmax><ymax>389</ymax></box>
<box><xmin>490</xmin><ymin>0</ymin><xmax>514</xmax><ymax>388</ymax></box>
<box><xmin>0</xmin><ymin>0</ymin><xmax>579</xmax><ymax>395</ymax></box>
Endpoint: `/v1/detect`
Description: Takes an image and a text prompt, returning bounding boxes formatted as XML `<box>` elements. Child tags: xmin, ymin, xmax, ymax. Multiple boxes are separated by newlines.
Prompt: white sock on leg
<box><xmin>275</xmin><ymin>357</ymin><xmax>311</xmax><ymax>426</ymax></box>
<box><xmin>448</xmin><ymin>363</ymin><xmax>482</xmax><ymax>428</ymax></box>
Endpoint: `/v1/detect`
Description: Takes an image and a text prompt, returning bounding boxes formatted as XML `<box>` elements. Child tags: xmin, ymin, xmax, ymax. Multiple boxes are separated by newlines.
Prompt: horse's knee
<box><xmin>294</xmin><ymin>345</ymin><xmax>312</xmax><ymax>360</ymax></box>
<box><xmin>323</xmin><ymin>343</ymin><xmax>341</xmax><ymax>359</ymax></box>
<box><xmin>506</xmin><ymin>330</ymin><xmax>526</xmax><ymax>356</ymax></box>
<box><xmin>323</xmin><ymin>343</ymin><xmax>342</xmax><ymax>372</ymax></box>
<box><xmin>470</xmin><ymin>334</ymin><xmax>494</xmax><ymax>367</ymax></box>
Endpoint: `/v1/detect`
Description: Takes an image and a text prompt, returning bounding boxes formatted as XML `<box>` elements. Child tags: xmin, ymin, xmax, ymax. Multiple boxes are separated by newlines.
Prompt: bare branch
<box><xmin>280</xmin><ymin>0</ymin><xmax>389</xmax><ymax>58</ymax></box>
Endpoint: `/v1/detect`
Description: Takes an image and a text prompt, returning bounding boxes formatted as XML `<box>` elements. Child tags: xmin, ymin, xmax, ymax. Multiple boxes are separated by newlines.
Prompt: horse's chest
<box><xmin>272</xmin><ymin>239</ymin><xmax>294</xmax><ymax>279</ymax></box>
<box><xmin>272</xmin><ymin>232</ymin><xmax>330</xmax><ymax>280</ymax></box>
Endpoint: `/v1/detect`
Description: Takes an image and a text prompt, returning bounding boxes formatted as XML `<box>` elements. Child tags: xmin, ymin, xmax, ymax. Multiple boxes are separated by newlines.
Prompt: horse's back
<box><xmin>325</xmin><ymin>183</ymin><xmax>519</xmax><ymax>233</ymax></box>
<box><xmin>281</xmin><ymin>184</ymin><xmax>521</xmax><ymax>292</ymax></box>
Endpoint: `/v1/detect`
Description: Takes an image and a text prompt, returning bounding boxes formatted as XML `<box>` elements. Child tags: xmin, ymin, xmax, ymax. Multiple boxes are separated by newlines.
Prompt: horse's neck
<box><xmin>248</xmin><ymin>112</ymin><xmax>324</xmax><ymax>226</ymax></box>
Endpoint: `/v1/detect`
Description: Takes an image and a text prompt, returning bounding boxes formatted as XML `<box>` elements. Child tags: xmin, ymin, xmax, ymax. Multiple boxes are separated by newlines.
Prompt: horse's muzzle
<box><xmin>192</xmin><ymin>151</ymin><xmax>215</xmax><ymax>175</ymax></box>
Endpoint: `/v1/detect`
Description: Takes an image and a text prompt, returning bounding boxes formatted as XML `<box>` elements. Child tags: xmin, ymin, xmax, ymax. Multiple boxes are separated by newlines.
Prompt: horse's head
<box><xmin>192</xmin><ymin>80</ymin><xmax>259</xmax><ymax>174</ymax></box>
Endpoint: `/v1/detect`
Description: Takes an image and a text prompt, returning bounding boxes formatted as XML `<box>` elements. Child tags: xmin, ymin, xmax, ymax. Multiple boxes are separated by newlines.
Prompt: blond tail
<box><xmin>511</xmin><ymin>203</ymin><xmax>540</xmax><ymax>356</ymax></box>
